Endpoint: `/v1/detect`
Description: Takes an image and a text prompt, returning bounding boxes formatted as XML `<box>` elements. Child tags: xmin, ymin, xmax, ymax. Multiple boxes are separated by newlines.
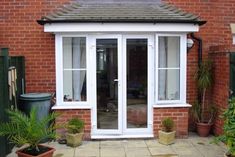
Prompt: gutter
<box><xmin>37</xmin><ymin>19</ymin><xmax>207</xmax><ymax>26</ymax></box>
<box><xmin>190</xmin><ymin>33</ymin><xmax>203</xmax><ymax>104</ymax></box>
<box><xmin>191</xmin><ymin>33</ymin><xmax>202</xmax><ymax>67</ymax></box>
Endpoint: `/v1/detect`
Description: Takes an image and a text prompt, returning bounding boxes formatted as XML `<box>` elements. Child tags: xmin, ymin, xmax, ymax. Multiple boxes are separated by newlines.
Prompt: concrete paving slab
<box><xmin>100</xmin><ymin>147</ymin><xmax>125</xmax><ymax>157</ymax></box>
<box><xmin>145</xmin><ymin>139</ymin><xmax>165</xmax><ymax>147</ymax></box>
<box><xmin>149</xmin><ymin>146</ymin><xmax>176</xmax><ymax>155</ymax></box>
<box><xmin>124</xmin><ymin>140</ymin><xmax>147</xmax><ymax>148</ymax></box>
<box><xmin>53</xmin><ymin>148</ymin><xmax>76</xmax><ymax>157</ymax></box>
<box><xmin>78</xmin><ymin>141</ymin><xmax>100</xmax><ymax>149</ymax></box>
<box><xmin>152</xmin><ymin>155</ymin><xmax>178</xmax><ymax>157</ymax></box>
<box><xmin>171</xmin><ymin>145</ymin><xmax>203</xmax><ymax>157</ymax></box>
<box><xmin>100</xmin><ymin>140</ymin><xmax>124</xmax><ymax>148</ymax></box>
<box><xmin>125</xmin><ymin>147</ymin><xmax>151</xmax><ymax>157</ymax></box>
<box><xmin>76</xmin><ymin>148</ymin><xmax>99</xmax><ymax>157</ymax></box>
<box><xmin>173</xmin><ymin>139</ymin><xmax>193</xmax><ymax>148</ymax></box>
<box><xmin>194</xmin><ymin>144</ymin><xmax>226</xmax><ymax>157</ymax></box>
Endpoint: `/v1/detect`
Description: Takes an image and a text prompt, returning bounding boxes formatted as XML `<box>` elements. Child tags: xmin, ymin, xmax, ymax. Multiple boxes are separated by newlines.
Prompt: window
<box><xmin>63</xmin><ymin>37</ymin><xmax>87</xmax><ymax>102</ymax></box>
<box><xmin>157</xmin><ymin>35</ymin><xmax>186</xmax><ymax>103</ymax></box>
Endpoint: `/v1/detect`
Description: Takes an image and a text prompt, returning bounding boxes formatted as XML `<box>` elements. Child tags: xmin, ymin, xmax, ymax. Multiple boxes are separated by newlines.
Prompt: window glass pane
<box><xmin>63</xmin><ymin>37</ymin><xmax>86</xmax><ymax>69</ymax></box>
<box><xmin>126</xmin><ymin>39</ymin><xmax>148</xmax><ymax>129</ymax></box>
<box><xmin>158</xmin><ymin>69</ymin><xmax>180</xmax><ymax>100</ymax></box>
<box><xmin>62</xmin><ymin>37</ymin><xmax>87</xmax><ymax>102</ymax></box>
<box><xmin>96</xmin><ymin>39</ymin><xmax>118</xmax><ymax>129</ymax></box>
<box><xmin>159</xmin><ymin>36</ymin><xmax>180</xmax><ymax>68</ymax></box>
<box><xmin>63</xmin><ymin>70</ymin><xmax>87</xmax><ymax>101</ymax></box>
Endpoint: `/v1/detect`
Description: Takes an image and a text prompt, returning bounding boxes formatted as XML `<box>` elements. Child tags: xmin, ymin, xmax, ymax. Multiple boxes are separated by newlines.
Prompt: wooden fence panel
<box><xmin>0</xmin><ymin>48</ymin><xmax>25</xmax><ymax>157</ymax></box>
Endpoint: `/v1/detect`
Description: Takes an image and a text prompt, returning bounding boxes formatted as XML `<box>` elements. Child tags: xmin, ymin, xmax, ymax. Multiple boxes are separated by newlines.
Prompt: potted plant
<box><xmin>213</xmin><ymin>97</ymin><xmax>235</xmax><ymax>157</ymax></box>
<box><xmin>0</xmin><ymin>108</ymin><xmax>58</xmax><ymax>157</ymax></box>
<box><xmin>66</xmin><ymin>118</ymin><xmax>84</xmax><ymax>147</ymax></box>
<box><xmin>192</xmin><ymin>60</ymin><xmax>216</xmax><ymax>137</ymax></box>
<box><xmin>158</xmin><ymin>117</ymin><xmax>175</xmax><ymax>145</ymax></box>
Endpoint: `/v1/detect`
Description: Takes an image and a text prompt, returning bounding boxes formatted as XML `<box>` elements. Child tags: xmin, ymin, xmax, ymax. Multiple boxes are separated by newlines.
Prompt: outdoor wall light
<box><xmin>187</xmin><ymin>38</ymin><xmax>194</xmax><ymax>50</ymax></box>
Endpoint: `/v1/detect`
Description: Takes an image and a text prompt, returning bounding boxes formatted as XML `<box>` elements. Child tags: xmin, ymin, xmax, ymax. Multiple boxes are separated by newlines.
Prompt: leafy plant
<box><xmin>191</xmin><ymin>101</ymin><xmax>217</xmax><ymax>124</ymax></box>
<box><xmin>213</xmin><ymin>97</ymin><xmax>235</xmax><ymax>157</ymax></box>
<box><xmin>194</xmin><ymin>60</ymin><xmax>214</xmax><ymax>123</ymax></box>
<box><xmin>67</xmin><ymin>118</ymin><xmax>84</xmax><ymax>134</ymax></box>
<box><xmin>0</xmin><ymin>108</ymin><xmax>58</xmax><ymax>152</ymax></box>
<box><xmin>162</xmin><ymin>117</ymin><xmax>174</xmax><ymax>132</ymax></box>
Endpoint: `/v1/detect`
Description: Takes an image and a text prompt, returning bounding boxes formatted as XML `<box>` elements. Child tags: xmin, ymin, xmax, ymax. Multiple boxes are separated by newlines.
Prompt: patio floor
<box><xmin>7</xmin><ymin>133</ymin><xmax>227</xmax><ymax>157</ymax></box>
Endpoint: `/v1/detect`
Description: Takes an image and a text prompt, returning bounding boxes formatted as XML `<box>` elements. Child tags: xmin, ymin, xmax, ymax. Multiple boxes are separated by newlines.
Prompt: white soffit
<box><xmin>44</xmin><ymin>23</ymin><xmax>199</xmax><ymax>33</ymax></box>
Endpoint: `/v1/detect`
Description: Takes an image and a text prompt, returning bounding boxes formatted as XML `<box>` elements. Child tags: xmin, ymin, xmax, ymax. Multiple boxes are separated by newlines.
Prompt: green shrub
<box><xmin>162</xmin><ymin>117</ymin><xmax>174</xmax><ymax>132</ymax></box>
<box><xmin>0</xmin><ymin>108</ymin><xmax>58</xmax><ymax>152</ymax></box>
<box><xmin>214</xmin><ymin>97</ymin><xmax>235</xmax><ymax>157</ymax></box>
<box><xmin>194</xmin><ymin>60</ymin><xmax>213</xmax><ymax>123</ymax></box>
<box><xmin>67</xmin><ymin>118</ymin><xmax>84</xmax><ymax>134</ymax></box>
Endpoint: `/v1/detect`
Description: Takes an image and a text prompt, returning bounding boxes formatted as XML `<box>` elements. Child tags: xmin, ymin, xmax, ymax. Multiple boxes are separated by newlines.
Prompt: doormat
<box><xmin>152</xmin><ymin>154</ymin><xmax>178</xmax><ymax>157</ymax></box>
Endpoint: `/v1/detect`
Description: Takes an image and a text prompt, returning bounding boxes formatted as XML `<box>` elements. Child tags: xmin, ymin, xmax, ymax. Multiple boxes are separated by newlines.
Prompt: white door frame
<box><xmin>122</xmin><ymin>35</ymin><xmax>154</xmax><ymax>135</ymax></box>
<box><xmin>91</xmin><ymin>34</ymin><xmax>123</xmax><ymax>135</ymax></box>
<box><xmin>90</xmin><ymin>34</ymin><xmax>154</xmax><ymax>137</ymax></box>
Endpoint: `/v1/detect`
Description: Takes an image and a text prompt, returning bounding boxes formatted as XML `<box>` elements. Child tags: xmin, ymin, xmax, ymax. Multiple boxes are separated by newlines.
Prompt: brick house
<box><xmin>0</xmin><ymin>0</ymin><xmax>234</xmax><ymax>139</ymax></box>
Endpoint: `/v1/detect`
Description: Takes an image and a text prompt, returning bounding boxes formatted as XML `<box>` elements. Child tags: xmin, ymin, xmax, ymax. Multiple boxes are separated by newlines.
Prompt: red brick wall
<box><xmin>164</xmin><ymin>0</ymin><xmax>235</xmax><ymax>134</ymax></box>
<box><xmin>209</xmin><ymin>49</ymin><xmax>230</xmax><ymax>135</ymax></box>
<box><xmin>0</xmin><ymin>0</ymin><xmax>72</xmax><ymax>93</ymax></box>
<box><xmin>55</xmin><ymin>109</ymin><xmax>91</xmax><ymax>139</ymax></box>
<box><xmin>153</xmin><ymin>108</ymin><xmax>189</xmax><ymax>138</ymax></box>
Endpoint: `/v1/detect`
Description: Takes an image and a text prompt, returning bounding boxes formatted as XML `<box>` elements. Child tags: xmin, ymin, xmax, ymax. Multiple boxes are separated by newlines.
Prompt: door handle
<box><xmin>114</xmin><ymin>79</ymin><xmax>119</xmax><ymax>82</ymax></box>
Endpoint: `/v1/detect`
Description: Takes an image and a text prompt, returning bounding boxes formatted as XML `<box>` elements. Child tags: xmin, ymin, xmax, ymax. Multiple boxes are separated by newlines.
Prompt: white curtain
<box><xmin>72</xmin><ymin>38</ymin><xmax>86</xmax><ymax>101</ymax></box>
<box><xmin>158</xmin><ymin>37</ymin><xmax>167</xmax><ymax>100</ymax></box>
<box><xmin>158</xmin><ymin>37</ymin><xmax>180</xmax><ymax>100</ymax></box>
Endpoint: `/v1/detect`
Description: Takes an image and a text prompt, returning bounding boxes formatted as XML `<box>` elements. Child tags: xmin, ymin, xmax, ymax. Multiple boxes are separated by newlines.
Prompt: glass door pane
<box><xmin>96</xmin><ymin>39</ymin><xmax>118</xmax><ymax>129</ymax></box>
<box><xmin>126</xmin><ymin>39</ymin><xmax>148</xmax><ymax>128</ymax></box>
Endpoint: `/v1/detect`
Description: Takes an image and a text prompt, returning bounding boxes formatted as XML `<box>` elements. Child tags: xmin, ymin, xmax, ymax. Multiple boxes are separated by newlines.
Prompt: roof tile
<box><xmin>38</xmin><ymin>1</ymin><xmax>206</xmax><ymax>25</ymax></box>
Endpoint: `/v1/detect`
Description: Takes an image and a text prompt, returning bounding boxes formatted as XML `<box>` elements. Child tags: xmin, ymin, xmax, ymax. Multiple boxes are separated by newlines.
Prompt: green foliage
<box><xmin>0</xmin><ymin>108</ymin><xmax>58</xmax><ymax>152</ymax></box>
<box><xmin>67</xmin><ymin>118</ymin><xmax>84</xmax><ymax>134</ymax></box>
<box><xmin>191</xmin><ymin>101</ymin><xmax>201</xmax><ymax>122</ymax></box>
<box><xmin>195</xmin><ymin>60</ymin><xmax>213</xmax><ymax>91</ymax></box>
<box><xmin>194</xmin><ymin>60</ymin><xmax>214</xmax><ymax>123</ymax></box>
<box><xmin>191</xmin><ymin>101</ymin><xmax>217</xmax><ymax>123</ymax></box>
<box><xmin>162</xmin><ymin>117</ymin><xmax>174</xmax><ymax>132</ymax></box>
<box><xmin>214</xmin><ymin>97</ymin><xmax>235</xmax><ymax>156</ymax></box>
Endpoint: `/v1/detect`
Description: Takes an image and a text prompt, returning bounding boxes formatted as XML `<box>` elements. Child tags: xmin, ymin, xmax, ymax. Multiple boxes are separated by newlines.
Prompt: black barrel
<box><xmin>19</xmin><ymin>93</ymin><xmax>51</xmax><ymax>120</ymax></box>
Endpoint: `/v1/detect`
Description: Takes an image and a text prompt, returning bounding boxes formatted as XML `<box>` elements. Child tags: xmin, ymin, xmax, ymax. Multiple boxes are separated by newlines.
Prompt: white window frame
<box><xmin>53</xmin><ymin>32</ymin><xmax>188</xmax><ymax>109</ymax></box>
<box><xmin>155</xmin><ymin>33</ymin><xmax>187</xmax><ymax>104</ymax></box>
<box><xmin>54</xmin><ymin>34</ymin><xmax>92</xmax><ymax>109</ymax></box>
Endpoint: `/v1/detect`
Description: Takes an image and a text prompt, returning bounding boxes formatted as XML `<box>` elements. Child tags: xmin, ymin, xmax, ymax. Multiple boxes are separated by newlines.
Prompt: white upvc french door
<box><xmin>91</xmin><ymin>34</ymin><xmax>123</xmax><ymax>135</ymax></box>
<box><xmin>122</xmin><ymin>35</ymin><xmax>154</xmax><ymax>135</ymax></box>
<box><xmin>91</xmin><ymin>34</ymin><xmax>153</xmax><ymax>138</ymax></box>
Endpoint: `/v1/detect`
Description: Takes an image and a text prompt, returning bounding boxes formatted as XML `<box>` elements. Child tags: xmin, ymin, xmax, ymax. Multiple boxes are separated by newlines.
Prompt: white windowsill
<box><xmin>51</xmin><ymin>105</ymin><xmax>92</xmax><ymax>110</ymax></box>
<box><xmin>153</xmin><ymin>103</ymin><xmax>192</xmax><ymax>108</ymax></box>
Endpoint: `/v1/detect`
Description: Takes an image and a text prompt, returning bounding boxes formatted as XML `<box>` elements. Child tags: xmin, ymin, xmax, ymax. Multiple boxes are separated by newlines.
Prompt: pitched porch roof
<box><xmin>37</xmin><ymin>1</ymin><xmax>206</xmax><ymax>25</ymax></box>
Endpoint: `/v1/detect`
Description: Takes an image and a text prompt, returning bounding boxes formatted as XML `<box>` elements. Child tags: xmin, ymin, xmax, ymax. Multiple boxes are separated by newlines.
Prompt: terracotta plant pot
<box><xmin>196</xmin><ymin>122</ymin><xmax>213</xmax><ymax>137</ymax></box>
<box><xmin>158</xmin><ymin>130</ymin><xmax>176</xmax><ymax>145</ymax></box>
<box><xmin>66</xmin><ymin>132</ymin><xmax>84</xmax><ymax>147</ymax></box>
<box><xmin>16</xmin><ymin>145</ymin><xmax>55</xmax><ymax>157</ymax></box>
